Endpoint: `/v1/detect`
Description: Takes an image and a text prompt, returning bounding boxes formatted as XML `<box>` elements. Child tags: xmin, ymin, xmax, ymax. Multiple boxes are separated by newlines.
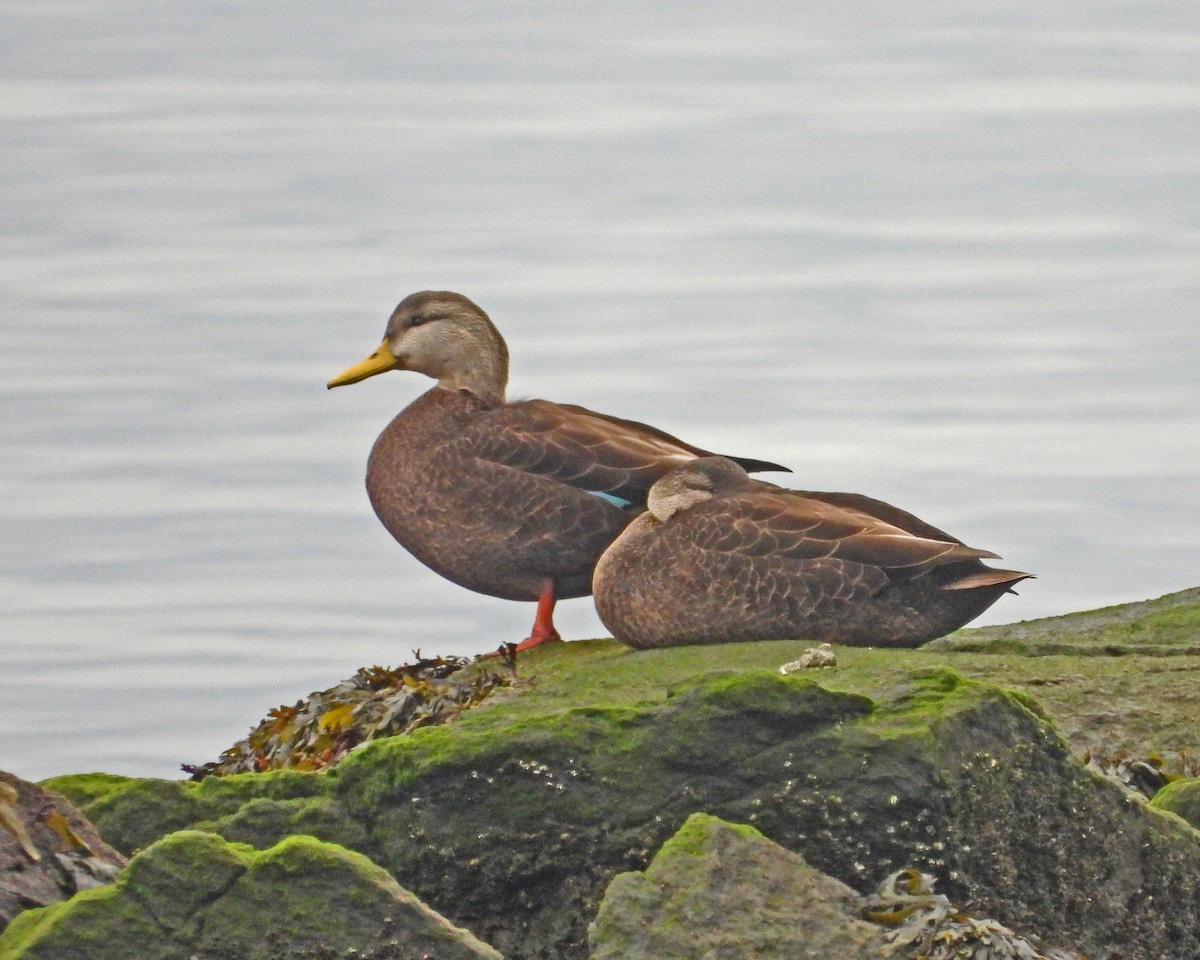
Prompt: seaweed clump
<box><xmin>184</xmin><ymin>653</ymin><xmax>514</xmax><ymax>780</ymax></box>
<box><xmin>864</xmin><ymin>868</ymin><xmax>1083</xmax><ymax>959</ymax></box>
<box><xmin>1081</xmin><ymin>746</ymin><xmax>1200</xmax><ymax>798</ymax></box>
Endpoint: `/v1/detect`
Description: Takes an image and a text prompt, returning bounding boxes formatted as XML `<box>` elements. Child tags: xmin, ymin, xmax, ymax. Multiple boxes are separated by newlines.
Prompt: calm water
<box><xmin>3</xmin><ymin>2</ymin><xmax>1199</xmax><ymax>781</ymax></box>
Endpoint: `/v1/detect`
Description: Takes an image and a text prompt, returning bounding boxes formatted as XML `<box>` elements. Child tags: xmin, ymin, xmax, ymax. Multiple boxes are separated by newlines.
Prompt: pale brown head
<box><xmin>647</xmin><ymin>456</ymin><xmax>752</xmax><ymax>522</ymax></box>
<box><xmin>327</xmin><ymin>291</ymin><xmax>510</xmax><ymax>405</ymax></box>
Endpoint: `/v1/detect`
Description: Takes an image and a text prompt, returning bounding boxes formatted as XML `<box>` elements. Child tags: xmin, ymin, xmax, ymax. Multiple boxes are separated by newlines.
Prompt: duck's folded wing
<box><xmin>541</xmin><ymin>402</ymin><xmax>790</xmax><ymax>475</ymax></box>
<box><xmin>792</xmin><ymin>489</ymin><xmax>964</xmax><ymax>544</ymax></box>
<box><xmin>691</xmin><ymin>491</ymin><xmax>998</xmax><ymax>574</ymax></box>
<box><xmin>461</xmin><ymin>399</ymin><xmax>785</xmax><ymax>503</ymax></box>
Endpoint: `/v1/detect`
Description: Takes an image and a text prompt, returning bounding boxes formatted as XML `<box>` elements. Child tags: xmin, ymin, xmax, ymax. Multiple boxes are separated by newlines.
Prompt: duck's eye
<box><xmin>409</xmin><ymin>314</ymin><xmax>428</xmax><ymax>327</ymax></box>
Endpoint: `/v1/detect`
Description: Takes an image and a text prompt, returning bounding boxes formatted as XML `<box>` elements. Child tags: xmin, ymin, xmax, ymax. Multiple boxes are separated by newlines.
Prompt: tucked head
<box><xmin>327</xmin><ymin>291</ymin><xmax>510</xmax><ymax>404</ymax></box>
<box><xmin>647</xmin><ymin>456</ymin><xmax>752</xmax><ymax>522</ymax></box>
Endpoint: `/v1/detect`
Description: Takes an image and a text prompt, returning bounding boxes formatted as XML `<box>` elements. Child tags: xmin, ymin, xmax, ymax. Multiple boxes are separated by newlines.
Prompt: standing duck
<box><xmin>327</xmin><ymin>292</ymin><xmax>788</xmax><ymax>651</ymax></box>
<box><xmin>593</xmin><ymin>456</ymin><xmax>1031</xmax><ymax>648</ymax></box>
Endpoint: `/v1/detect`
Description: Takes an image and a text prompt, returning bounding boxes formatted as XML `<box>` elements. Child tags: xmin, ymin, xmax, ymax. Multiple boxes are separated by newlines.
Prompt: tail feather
<box><xmin>941</xmin><ymin>568</ymin><xmax>1034</xmax><ymax>592</ymax></box>
<box><xmin>730</xmin><ymin>455</ymin><xmax>791</xmax><ymax>474</ymax></box>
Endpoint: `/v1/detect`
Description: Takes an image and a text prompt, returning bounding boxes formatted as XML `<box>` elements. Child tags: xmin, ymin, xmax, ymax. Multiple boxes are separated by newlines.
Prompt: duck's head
<box><xmin>327</xmin><ymin>291</ymin><xmax>510</xmax><ymax>404</ymax></box>
<box><xmin>647</xmin><ymin>456</ymin><xmax>752</xmax><ymax>522</ymax></box>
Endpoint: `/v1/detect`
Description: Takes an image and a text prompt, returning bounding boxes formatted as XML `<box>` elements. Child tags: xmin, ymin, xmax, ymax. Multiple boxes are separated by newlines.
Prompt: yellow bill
<box><xmin>327</xmin><ymin>340</ymin><xmax>400</xmax><ymax>389</ymax></box>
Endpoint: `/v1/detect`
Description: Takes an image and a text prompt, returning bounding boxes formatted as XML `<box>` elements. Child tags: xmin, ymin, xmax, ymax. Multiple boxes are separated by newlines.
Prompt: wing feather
<box><xmin>458</xmin><ymin>399</ymin><xmax>784</xmax><ymax>503</ymax></box>
<box><xmin>670</xmin><ymin>488</ymin><xmax>995</xmax><ymax>582</ymax></box>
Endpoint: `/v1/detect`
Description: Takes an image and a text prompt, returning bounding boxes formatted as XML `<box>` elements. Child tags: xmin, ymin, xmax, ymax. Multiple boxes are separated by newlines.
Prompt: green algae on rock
<box><xmin>33</xmin><ymin>774</ymin><xmax>135</xmax><ymax>811</ymax></box>
<box><xmin>916</xmin><ymin>586</ymin><xmax>1200</xmax><ymax>777</ymax></box>
<box><xmin>42</xmin><ymin>769</ymin><xmax>328</xmax><ymax>858</ymax></box>
<box><xmin>1149</xmin><ymin>777</ymin><xmax>1200</xmax><ymax>831</ymax></box>
<box><xmin>588</xmin><ymin>812</ymin><xmax>882</xmax><ymax>959</ymax></box>
<box><xmin>590</xmin><ymin>814</ymin><xmax>1086</xmax><ymax>960</ymax></box>
<box><xmin>25</xmin><ymin>609</ymin><xmax>1200</xmax><ymax>960</ymax></box>
<box><xmin>928</xmin><ymin>586</ymin><xmax>1200</xmax><ymax>656</ymax></box>
<box><xmin>0</xmin><ymin>830</ymin><xmax>501</xmax><ymax>960</ymax></box>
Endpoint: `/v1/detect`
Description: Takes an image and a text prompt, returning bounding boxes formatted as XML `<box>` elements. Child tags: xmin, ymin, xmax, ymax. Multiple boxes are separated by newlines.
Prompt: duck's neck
<box><xmin>433</xmin><ymin>321</ymin><xmax>508</xmax><ymax>406</ymax></box>
<box><xmin>437</xmin><ymin>363</ymin><xmax>505</xmax><ymax>406</ymax></box>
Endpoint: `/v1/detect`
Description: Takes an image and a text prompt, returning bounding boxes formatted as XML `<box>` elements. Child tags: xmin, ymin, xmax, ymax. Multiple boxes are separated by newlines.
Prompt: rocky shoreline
<box><xmin>3</xmin><ymin>587</ymin><xmax>1199</xmax><ymax>959</ymax></box>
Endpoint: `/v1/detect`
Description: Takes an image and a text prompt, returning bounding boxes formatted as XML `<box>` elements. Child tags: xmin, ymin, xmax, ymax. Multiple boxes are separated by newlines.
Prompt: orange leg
<box><xmin>513</xmin><ymin>577</ymin><xmax>562</xmax><ymax>652</ymax></box>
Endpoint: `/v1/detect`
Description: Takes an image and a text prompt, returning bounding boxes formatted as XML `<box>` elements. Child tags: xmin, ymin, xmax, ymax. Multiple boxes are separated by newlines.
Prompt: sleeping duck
<box><xmin>327</xmin><ymin>292</ymin><xmax>788</xmax><ymax>651</ymax></box>
<box><xmin>593</xmin><ymin>456</ymin><xmax>1031</xmax><ymax>648</ymax></box>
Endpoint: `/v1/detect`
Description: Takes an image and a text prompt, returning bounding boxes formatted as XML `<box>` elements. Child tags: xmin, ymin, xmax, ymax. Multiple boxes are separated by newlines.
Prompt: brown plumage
<box><xmin>593</xmin><ymin>456</ymin><xmax>1031</xmax><ymax>649</ymax></box>
<box><xmin>327</xmin><ymin>292</ymin><xmax>788</xmax><ymax>650</ymax></box>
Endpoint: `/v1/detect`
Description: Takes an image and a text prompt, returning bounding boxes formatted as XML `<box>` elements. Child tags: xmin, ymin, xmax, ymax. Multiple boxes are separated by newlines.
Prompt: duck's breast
<box><xmin>366</xmin><ymin>389</ymin><xmax>633</xmax><ymax>600</ymax></box>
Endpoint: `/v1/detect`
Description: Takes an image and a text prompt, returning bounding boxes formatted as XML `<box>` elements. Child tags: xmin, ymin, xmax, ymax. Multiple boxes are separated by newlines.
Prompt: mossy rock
<box><xmin>1149</xmin><ymin>777</ymin><xmax>1200</xmax><ymax>830</ymax></box>
<box><xmin>323</xmin><ymin>660</ymin><xmax>1200</xmax><ymax>959</ymax></box>
<box><xmin>588</xmin><ymin>812</ymin><xmax>882</xmax><ymax>959</ymax></box>
<box><xmin>34</xmin><ymin>622</ymin><xmax>1200</xmax><ymax>960</ymax></box>
<box><xmin>39</xmin><ymin>773</ymin><xmax>136</xmax><ymax>810</ymax></box>
<box><xmin>0</xmin><ymin>830</ymin><xmax>500</xmax><ymax>960</ymax></box>
<box><xmin>41</xmin><ymin>769</ymin><xmax>332</xmax><ymax>857</ymax></box>
<box><xmin>928</xmin><ymin>586</ymin><xmax>1200</xmax><ymax>655</ymax></box>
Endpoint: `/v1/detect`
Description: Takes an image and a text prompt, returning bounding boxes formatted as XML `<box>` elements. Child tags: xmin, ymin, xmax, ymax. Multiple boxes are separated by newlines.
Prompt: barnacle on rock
<box><xmin>183</xmin><ymin>653</ymin><xmax>513</xmax><ymax>779</ymax></box>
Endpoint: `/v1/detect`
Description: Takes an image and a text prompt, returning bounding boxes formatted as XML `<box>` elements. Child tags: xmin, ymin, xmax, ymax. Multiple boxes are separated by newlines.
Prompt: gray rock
<box><xmin>1</xmin><ymin>770</ymin><xmax>124</xmax><ymax>933</ymax></box>
<box><xmin>588</xmin><ymin>812</ymin><xmax>881</xmax><ymax>959</ymax></box>
<box><xmin>0</xmin><ymin>830</ymin><xmax>502</xmax><ymax>960</ymax></box>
